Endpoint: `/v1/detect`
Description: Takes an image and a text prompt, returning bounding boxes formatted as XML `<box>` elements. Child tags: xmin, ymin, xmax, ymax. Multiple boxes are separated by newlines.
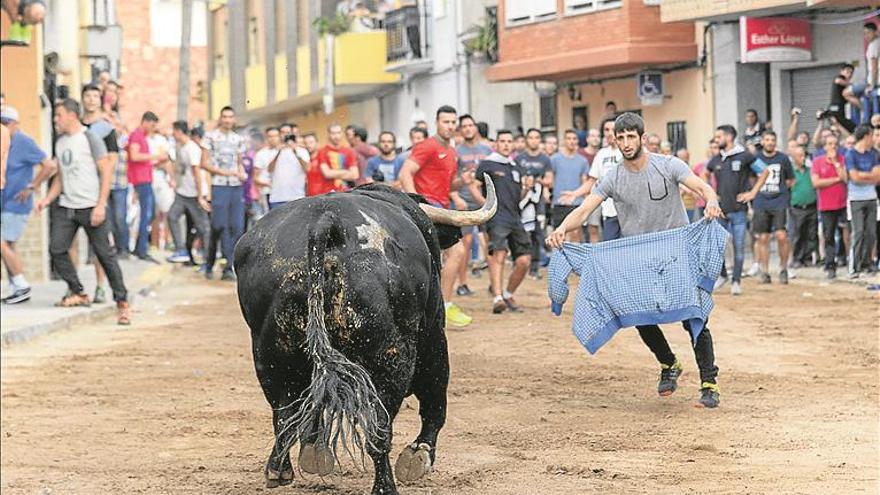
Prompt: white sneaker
<box><xmin>714</xmin><ymin>276</ymin><xmax>728</xmax><ymax>291</ymax></box>
<box><xmin>746</xmin><ymin>263</ymin><xmax>761</xmax><ymax>278</ymax></box>
<box><xmin>730</xmin><ymin>281</ymin><xmax>742</xmax><ymax>296</ymax></box>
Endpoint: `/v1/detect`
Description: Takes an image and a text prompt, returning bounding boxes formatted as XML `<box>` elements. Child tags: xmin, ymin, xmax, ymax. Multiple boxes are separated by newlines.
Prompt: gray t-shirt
<box><xmin>455</xmin><ymin>143</ymin><xmax>492</xmax><ymax>208</ymax></box>
<box><xmin>550</xmin><ymin>152</ymin><xmax>589</xmax><ymax>206</ymax></box>
<box><xmin>56</xmin><ymin>129</ymin><xmax>108</xmax><ymax>209</ymax></box>
<box><xmin>593</xmin><ymin>153</ymin><xmax>692</xmax><ymax>238</ymax></box>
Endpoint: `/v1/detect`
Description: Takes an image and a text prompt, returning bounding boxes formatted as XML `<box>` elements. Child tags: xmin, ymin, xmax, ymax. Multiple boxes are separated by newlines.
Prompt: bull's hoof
<box><xmin>298</xmin><ymin>443</ymin><xmax>335</xmax><ymax>476</ymax></box>
<box><xmin>265</xmin><ymin>467</ymin><xmax>293</xmax><ymax>488</ymax></box>
<box><xmin>394</xmin><ymin>443</ymin><xmax>433</xmax><ymax>483</ymax></box>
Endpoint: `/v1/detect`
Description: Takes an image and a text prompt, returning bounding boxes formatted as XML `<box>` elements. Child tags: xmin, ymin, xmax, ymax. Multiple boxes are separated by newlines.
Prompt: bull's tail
<box><xmin>279</xmin><ymin>211</ymin><xmax>388</xmax><ymax>467</ymax></box>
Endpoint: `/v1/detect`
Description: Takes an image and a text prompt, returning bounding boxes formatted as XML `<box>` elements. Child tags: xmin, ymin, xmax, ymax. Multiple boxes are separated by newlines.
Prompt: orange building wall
<box><xmin>116</xmin><ymin>0</ymin><xmax>208</xmax><ymax>132</ymax></box>
<box><xmin>1</xmin><ymin>13</ymin><xmax>43</xmax><ymax>141</ymax></box>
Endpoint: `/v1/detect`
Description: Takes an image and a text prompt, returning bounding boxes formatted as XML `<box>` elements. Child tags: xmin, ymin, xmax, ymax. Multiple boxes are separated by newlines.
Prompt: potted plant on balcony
<box><xmin>313</xmin><ymin>12</ymin><xmax>350</xmax><ymax>37</ymax></box>
<box><xmin>463</xmin><ymin>16</ymin><xmax>497</xmax><ymax>63</ymax></box>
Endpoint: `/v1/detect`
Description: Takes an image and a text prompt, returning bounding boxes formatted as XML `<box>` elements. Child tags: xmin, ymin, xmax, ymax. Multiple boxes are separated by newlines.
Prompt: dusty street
<box><xmin>1</xmin><ymin>269</ymin><xmax>878</xmax><ymax>494</ymax></box>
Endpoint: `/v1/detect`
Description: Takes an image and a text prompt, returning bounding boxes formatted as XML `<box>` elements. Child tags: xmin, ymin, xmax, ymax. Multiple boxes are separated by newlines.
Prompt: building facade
<box><xmin>660</xmin><ymin>0</ymin><xmax>870</xmax><ymax>141</ymax></box>
<box><xmin>208</xmin><ymin>1</ymin><xmax>540</xmax><ymax>143</ymax></box>
<box><xmin>487</xmin><ymin>0</ymin><xmax>714</xmax><ymax>159</ymax></box>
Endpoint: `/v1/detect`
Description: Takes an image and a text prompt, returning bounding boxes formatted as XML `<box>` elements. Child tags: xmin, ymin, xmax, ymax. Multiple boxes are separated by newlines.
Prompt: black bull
<box><xmin>234</xmin><ymin>180</ymin><xmax>497</xmax><ymax>495</ymax></box>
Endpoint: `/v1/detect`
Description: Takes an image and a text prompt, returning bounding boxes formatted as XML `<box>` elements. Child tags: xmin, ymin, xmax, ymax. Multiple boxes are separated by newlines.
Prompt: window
<box><xmin>563</xmin><ymin>0</ymin><xmax>623</xmax><ymax>16</ymax></box>
<box><xmin>150</xmin><ymin>0</ymin><xmax>208</xmax><ymax>47</ymax></box>
<box><xmin>540</xmin><ymin>94</ymin><xmax>557</xmax><ymax>131</ymax></box>
<box><xmin>666</xmin><ymin>121</ymin><xmax>687</xmax><ymax>154</ymax></box>
<box><xmin>275</xmin><ymin>1</ymin><xmax>286</xmax><ymax>55</ymax></box>
<box><xmin>505</xmin><ymin>0</ymin><xmax>556</xmax><ymax>26</ymax></box>
<box><xmin>504</xmin><ymin>103</ymin><xmax>523</xmax><ymax>133</ymax></box>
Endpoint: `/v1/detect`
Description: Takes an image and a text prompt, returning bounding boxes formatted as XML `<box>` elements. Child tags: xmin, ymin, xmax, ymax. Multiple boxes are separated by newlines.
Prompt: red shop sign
<box><xmin>739</xmin><ymin>16</ymin><xmax>812</xmax><ymax>63</ymax></box>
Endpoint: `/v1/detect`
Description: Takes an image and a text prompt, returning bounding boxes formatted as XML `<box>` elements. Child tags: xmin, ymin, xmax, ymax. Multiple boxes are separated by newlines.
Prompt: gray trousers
<box><xmin>168</xmin><ymin>194</ymin><xmax>210</xmax><ymax>252</ymax></box>
<box><xmin>849</xmin><ymin>199</ymin><xmax>878</xmax><ymax>273</ymax></box>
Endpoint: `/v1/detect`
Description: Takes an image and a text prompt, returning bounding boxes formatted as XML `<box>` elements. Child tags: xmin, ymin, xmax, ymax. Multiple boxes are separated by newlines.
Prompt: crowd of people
<box><xmin>1</xmin><ymin>40</ymin><xmax>878</xmax><ymax>330</ymax></box>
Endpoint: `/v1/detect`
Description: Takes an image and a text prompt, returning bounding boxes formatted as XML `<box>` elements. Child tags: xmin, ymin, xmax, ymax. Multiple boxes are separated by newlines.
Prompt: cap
<box><xmin>0</xmin><ymin>106</ymin><xmax>20</xmax><ymax>123</ymax></box>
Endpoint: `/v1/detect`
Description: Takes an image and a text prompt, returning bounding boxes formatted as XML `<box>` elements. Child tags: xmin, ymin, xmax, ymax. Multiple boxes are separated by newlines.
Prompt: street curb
<box><xmin>1</xmin><ymin>264</ymin><xmax>175</xmax><ymax>347</ymax></box>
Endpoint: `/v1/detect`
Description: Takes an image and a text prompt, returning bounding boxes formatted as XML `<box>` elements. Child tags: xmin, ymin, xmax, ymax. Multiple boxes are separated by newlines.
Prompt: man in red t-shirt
<box><xmin>810</xmin><ymin>134</ymin><xmax>849</xmax><ymax>278</ymax></box>
<box><xmin>125</xmin><ymin>111</ymin><xmax>165</xmax><ymax>261</ymax></box>
<box><xmin>399</xmin><ymin>105</ymin><xmax>473</xmax><ymax>327</ymax></box>
<box><xmin>307</xmin><ymin>123</ymin><xmax>358</xmax><ymax>197</ymax></box>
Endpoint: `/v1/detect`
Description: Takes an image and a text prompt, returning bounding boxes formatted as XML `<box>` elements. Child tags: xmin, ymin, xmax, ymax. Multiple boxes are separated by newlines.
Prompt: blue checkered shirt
<box><xmin>548</xmin><ymin>220</ymin><xmax>729</xmax><ymax>354</ymax></box>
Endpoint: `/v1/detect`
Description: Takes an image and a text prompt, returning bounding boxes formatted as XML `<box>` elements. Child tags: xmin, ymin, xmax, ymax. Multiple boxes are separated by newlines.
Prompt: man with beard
<box><xmin>515</xmin><ymin>128</ymin><xmax>552</xmax><ymax>277</ymax></box>
<box><xmin>547</xmin><ymin>113</ymin><xmax>724</xmax><ymax>408</ymax></box>
<box><xmin>453</xmin><ymin>114</ymin><xmax>492</xmax><ymax>296</ymax></box>
<box><xmin>365</xmin><ymin>131</ymin><xmax>404</xmax><ymax>186</ymax></box>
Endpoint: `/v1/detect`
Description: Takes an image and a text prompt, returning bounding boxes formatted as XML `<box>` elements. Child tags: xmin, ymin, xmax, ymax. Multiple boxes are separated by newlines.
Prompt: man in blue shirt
<box><xmin>845</xmin><ymin>124</ymin><xmax>880</xmax><ymax>277</ymax></box>
<box><xmin>741</xmin><ymin>131</ymin><xmax>795</xmax><ymax>284</ymax></box>
<box><xmin>0</xmin><ymin>106</ymin><xmax>56</xmax><ymax>304</ymax></box>
<box><xmin>365</xmin><ymin>131</ymin><xmax>404</xmax><ymax>186</ymax></box>
<box><xmin>547</xmin><ymin>113</ymin><xmax>724</xmax><ymax>408</ymax></box>
<box><xmin>546</xmin><ymin>129</ymin><xmax>590</xmax><ymax>243</ymax></box>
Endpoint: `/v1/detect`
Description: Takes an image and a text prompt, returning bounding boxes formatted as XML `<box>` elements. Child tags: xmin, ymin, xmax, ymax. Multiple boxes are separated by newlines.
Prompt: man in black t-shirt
<box><xmin>474</xmin><ymin>130</ymin><xmax>532</xmax><ymax>315</ymax></box>
<box><xmin>703</xmin><ymin>125</ymin><xmax>769</xmax><ymax>295</ymax></box>
<box><xmin>514</xmin><ymin>128</ymin><xmax>552</xmax><ymax>278</ymax></box>
<box><xmin>81</xmin><ymin>83</ymin><xmax>121</xmax><ymax>304</ymax></box>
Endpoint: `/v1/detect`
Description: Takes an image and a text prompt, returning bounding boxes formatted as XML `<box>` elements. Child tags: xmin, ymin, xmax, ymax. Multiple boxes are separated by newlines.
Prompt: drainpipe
<box><xmin>323</xmin><ymin>34</ymin><xmax>335</xmax><ymax>115</ymax></box>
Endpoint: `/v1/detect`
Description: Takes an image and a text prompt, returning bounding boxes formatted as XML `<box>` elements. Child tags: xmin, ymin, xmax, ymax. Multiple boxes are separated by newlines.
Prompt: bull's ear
<box><xmin>435</xmin><ymin>224</ymin><xmax>463</xmax><ymax>250</ymax></box>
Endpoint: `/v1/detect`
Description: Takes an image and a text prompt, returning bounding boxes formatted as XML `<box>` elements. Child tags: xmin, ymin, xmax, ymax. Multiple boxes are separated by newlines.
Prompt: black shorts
<box><xmin>461</xmin><ymin>223</ymin><xmax>487</xmax><ymax>236</ymax></box>
<box><xmin>551</xmin><ymin>205</ymin><xmax>577</xmax><ymax>229</ymax></box>
<box><xmin>753</xmin><ymin>208</ymin><xmax>787</xmax><ymax>234</ymax></box>
<box><xmin>487</xmin><ymin>223</ymin><xmax>532</xmax><ymax>260</ymax></box>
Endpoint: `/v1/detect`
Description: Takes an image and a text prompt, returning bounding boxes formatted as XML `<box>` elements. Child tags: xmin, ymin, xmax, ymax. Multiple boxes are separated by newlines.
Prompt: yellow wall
<box><xmin>334</xmin><ymin>32</ymin><xmax>399</xmax><ymax>85</ymax></box>
<box><xmin>211</xmin><ymin>77</ymin><xmax>231</xmax><ymax>118</ymax></box>
<box><xmin>558</xmin><ymin>67</ymin><xmax>714</xmax><ymax>162</ymax></box>
<box><xmin>274</xmin><ymin>53</ymin><xmax>288</xmax><ymax>102</ymax></box>
<box><xmin>285</xmin><ymin>103</ymin><xmax>352</xmax><ymax>143</ymax></box>
<box><xmin>245</xmin><ymin>64</ymin><xmax>267</xmax><ymax>109</ymax></box>
<box><xmin>296</xmin><ymin>45</ymin><xmax>310</xmax><ymax>96</ymax></box>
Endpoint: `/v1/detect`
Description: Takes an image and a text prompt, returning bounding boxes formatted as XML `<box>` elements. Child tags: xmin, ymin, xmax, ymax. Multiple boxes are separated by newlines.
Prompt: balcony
<box><xmin>384</xmin><ymin>5</ymin><xmax>432</xmax><ymax>75</ymax></box>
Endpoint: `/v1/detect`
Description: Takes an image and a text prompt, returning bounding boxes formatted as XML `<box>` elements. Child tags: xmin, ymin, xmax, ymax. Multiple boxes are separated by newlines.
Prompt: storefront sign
<box><xmin>739</xmin><ymin>16</ymin><xmax>811</xmax><ymax>63</ymax></box>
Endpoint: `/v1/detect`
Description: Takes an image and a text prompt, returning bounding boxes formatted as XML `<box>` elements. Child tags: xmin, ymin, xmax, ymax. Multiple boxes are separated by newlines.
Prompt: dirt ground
<box><xmin>2</xmin><ymin>269</ymin><xmax>878</xmax><ymax>494</ymax></box>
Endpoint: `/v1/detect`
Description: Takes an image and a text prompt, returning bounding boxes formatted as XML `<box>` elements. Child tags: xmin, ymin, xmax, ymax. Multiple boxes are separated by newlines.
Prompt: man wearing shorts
<box><xmin>0</xmin><ymin>106</ymin><xmax>54</xmax><ymax>304</ymax></box>
<box><xmin>546</xmin><ymin>129</ymin><xmax>590</xmax><ymax>244</ymax></box>
<box><xmin>473</xmin><ymin>130</ymin><xmax>532</xmax><ymax>314</ymax></box>
<box><xmin>744</xmin><ymin>130</ymin><xmax>795</xmax><ymax>284</ymax></box>
<box><xmin>399</xmin><ymin>105</ymin><xmax>472</xmax><ymax>327</ymax></box>
<box><xmin>454</xmin><ymin>114</ymin><xmax>492</xmax><ymax>296</ymax></box>
<box><xmin>515</xmin><ymin>128</ymin><xmax>552</xmax><ymax>276</ymax></box>
<box><xmin>547</xmin><ymin>113</ymin><xmax>724</xmax><ymax>408</ymax></box>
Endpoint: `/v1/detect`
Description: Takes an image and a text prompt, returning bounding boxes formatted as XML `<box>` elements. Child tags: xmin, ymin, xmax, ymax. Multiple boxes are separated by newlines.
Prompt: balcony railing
<box><xmin>384</xmin><ymin>5</ymin><xmax>432</xmax><ymax>74</ymax></box>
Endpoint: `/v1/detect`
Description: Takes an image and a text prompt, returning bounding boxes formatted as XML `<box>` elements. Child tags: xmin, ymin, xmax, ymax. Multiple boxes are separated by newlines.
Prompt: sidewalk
<box><xmin>1</xmin><ymin>259</ymin><xmax>175</xmax><ymax>346</ymax></box>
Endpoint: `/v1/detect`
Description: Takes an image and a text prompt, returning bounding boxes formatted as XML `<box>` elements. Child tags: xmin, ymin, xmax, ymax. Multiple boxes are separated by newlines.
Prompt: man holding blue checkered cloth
<box><xmin>547</xmin><ymin>113</ymin><xmax>724</xmax><ymax>408</ymax></box>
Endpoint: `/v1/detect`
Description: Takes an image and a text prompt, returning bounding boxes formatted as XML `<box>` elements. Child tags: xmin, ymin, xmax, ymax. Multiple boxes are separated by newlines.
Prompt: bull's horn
<box><xmin>419</xmin><ymin>174</ymin><xmax>497</xmax><ymax>227</ymax></box>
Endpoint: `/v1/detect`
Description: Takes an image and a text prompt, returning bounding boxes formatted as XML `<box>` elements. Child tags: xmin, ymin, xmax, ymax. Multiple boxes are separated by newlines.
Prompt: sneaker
<box><xmin>697</xmin><ymin>382</ymin><xmax>720</xmax><ymax>408</ymax></box>
<box><xmin>758</xmin><ymin>272</ymin><xmax>771</xmax><ymax>284</ymax></box>
<box><xmin>746</xmin><ymin>263</ymin><xmax>761</xmax><ymax>278</ymax></box>
<box><xmin>446</xmin><ymin>303</ymin><xmax>473</xmax><ymax>327</ymax></box>
<box><xmin>527</xmin><ymin>270</ymin><xmax>543</xmax><ymax>280</ymax></box>
<box><xmin>713</xmin><ymin>276</ymin><xmax>728</xmax><ymax>291</ymax></box>
<box><xmin>202</xmin><ymin>264</ymin><xmax>214</xmax><ymax>280</ymax></box>
<box><xmin>2</xmin><ymin>286</ymin><xmax>31</xmax><ymax>304</ymax></box>
<box><xmin>221</xmin><ymin>268</ymin><xmax>237</xmax><ymax>281</ymax></box>
<box><xmin>658</xmin><ymin>360</ymin><xmax>683</xmax><ymax>396</ymax></box>
<box><xmin>456</xmin><ymin>285</ymin><xmax>474</xmax><ymax>297</ymax></box>
<box><xmin>848</xmin><ymin>271</ymin><xmax>860</xmax><ymax>280</ymax></box>
<box><xmin>789</xmin><ymin>261</ymin><xmax>804</xmax><ymax>269</ymax></box>
<box><xmin>117</xmin><ymin>301</ymin><xmax>132</xmax><ymax>326</ymax></box>
<box><xmin>138</xmin><ymin>253</ymin><xmax>161</xmax><ymax>265</ymax></box>
<box><xmin>166</xmin><ymin>250</ymin><xmax>190</xmax><ymax>264</ymax></box>
<box><xmin>825</xmin><ymin>269</ymin><xmax>836</xmax><ymax>280</ymax></box>
<box><xmin>492</xmin><ymin>299</ymin><xmax>507</xmax><ymax>314</ymax></box>
<box><xmin>730</xmin><ymin>281</ymin><xmax>742</xmax><ymax>296</ymax></box>
<box><xmin>93</xmin><ymin>286</ymin><xmax>107</xmax><ymax>304</ymax></box>
<box><xmin>778</xmin><ymin>269</ymin><xmax>789</xmax><ymax>285</ymax></box>
<box><xmin>504</xmin><ymin>296</ymin><xmax>523</xmax><ymax>313</ymax></box>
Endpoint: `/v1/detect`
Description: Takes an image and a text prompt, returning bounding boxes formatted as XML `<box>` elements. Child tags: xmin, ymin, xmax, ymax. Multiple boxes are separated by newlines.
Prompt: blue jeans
<box><xmin>108</xmin><ymin>188</ymin><xmax>129</xmax><ymax>254</ymax></box>
<box><xmin>208</xmin><ymin>185</ymin><xmax>245</xmax><ymax>270</ymax></box>
<box><xmin>133</xmin><ymin>183</ymin><xmax>154</xmax><ymax>256</ymax></box>
<box><xmin>719</xmin><ymin>210</ymin><xmax>747</xmax><ymax>282</ymax></box>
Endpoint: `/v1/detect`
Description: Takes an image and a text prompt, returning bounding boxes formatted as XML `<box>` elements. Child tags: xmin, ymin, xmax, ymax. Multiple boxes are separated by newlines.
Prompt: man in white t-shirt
<box><xmin>167</xmin><ymin>120</ymin><xmax>210</xmax><ymax>264</ymax></box>
<box><xmin>253</xmin><ymin>127</ymin><xmax>281</xmax><ymax>206</ymax></box>
<box><xmin>267</xmin><ymin>134</ymin><xmax>310</xmax><ymax>209</ymax></box>
<box><xmin>36</xmin><ymin>98</ymin><xmax>131</xmax><ymax>325</ymax></box>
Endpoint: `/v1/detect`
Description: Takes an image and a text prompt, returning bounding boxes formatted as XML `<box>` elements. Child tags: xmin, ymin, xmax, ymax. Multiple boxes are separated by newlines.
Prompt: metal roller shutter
<box><xmin>789</xmin><ymin>65</ymin><xmax>841</xmax><ymax>138</ymax></box>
